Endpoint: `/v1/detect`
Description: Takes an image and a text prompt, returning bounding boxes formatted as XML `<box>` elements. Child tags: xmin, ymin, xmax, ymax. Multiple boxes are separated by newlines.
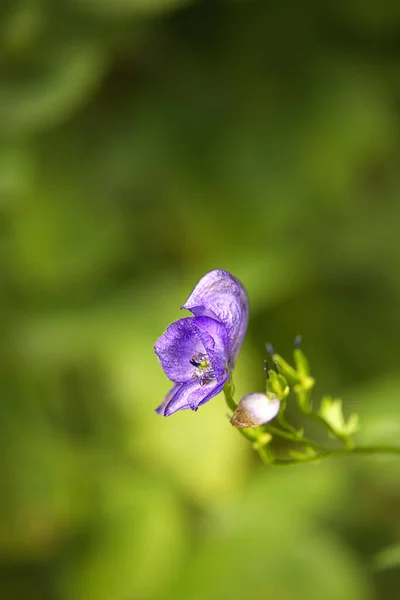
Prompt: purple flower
<box><xmin>155</xmin><ymin>270</ymin><xmax>249</xmax><ymax>416</ymax></box>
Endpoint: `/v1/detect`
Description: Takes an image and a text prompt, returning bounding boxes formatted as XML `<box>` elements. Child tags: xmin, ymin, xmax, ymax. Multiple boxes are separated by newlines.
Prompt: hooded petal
<box><xmin>230</xmin><ymin>392</ymin><xmax>280</xmax><ymax>428</ymax></box>
<box><xmin>154</xmin><ymin>316</ymin><xmax>228</xmax><ymax>384</ymax></box>
<box><xmin>163</xmin><ymin>372</ymin><xmax>229</xmax><ymax>416</ymax></box>
<box><xmin>182</xmin><ymin>269</ymin><xmax>249</xmax><ymax>365</ymax></box>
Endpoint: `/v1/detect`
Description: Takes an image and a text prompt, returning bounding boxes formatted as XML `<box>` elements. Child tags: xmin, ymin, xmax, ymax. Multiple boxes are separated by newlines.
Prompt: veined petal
<box><xmin>154</xmin><ymin>316</ymin><xmax>228</xmax><ymax>384</ymax></box>
<box><xmin>182</xmin><ymin>269</ymin><xmax>249</xmax><ymax>365</ymax></box>
<box><xmin>196</xmin><ymin>375</ymin><xmax>228</xmax><ymax>408</ymax></box>
<box><xmin>163</xmin><ymin>372</ymin><xmax>228</xmax><ymax>416</ymax></box>
<box><xmin>230</xmin><ymin>393</ymin><xmax>280</xmax><ymax>428</ymax></box>
<box><xmin>155</xmin><ymin>383</ymin><xmax>181</xmax><ymax>415</ymax></box>
<box><xmin>154</xmin><ymin>318</ymin><xmax>205</xmax><ymax>383</ymax></box>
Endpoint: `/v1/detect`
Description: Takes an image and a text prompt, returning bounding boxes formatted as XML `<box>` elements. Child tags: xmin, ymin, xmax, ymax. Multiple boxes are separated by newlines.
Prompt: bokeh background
<box><xmin>1</xmin><ymin>0</ymin><xmax>400</xmax><ymax>598</ymax></box>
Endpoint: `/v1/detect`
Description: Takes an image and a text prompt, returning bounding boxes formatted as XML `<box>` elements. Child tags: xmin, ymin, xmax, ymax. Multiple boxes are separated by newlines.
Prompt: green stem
<box><xmin>276</xmin><ymin>401</ymin><xmax>298</xmax><ymax>436</ymax></box>
<box><xmin>295</xmin><ymin>385</ymin><xmax>356</xmax><ymax>450</ymax></box>
<box><xmin>222</xmin><ymin>382</ymin><xmax>253</xmax><ymax>446</ymax></box>
<box><xmin>257</xmin><ymin>445</ymin><xmax>273</xmax><ymax>465</ymax></box>
<box><xmin>223</xmin><ymin>380</ymin><xmax>400</xmax><ymax>467</ymax></box>
<box><xmin>302</xmin><ymin>409</ymin><xmax>343</xmax><ymax>440</ymax></box>
<box><xmin>298</xmin><ymin>400</ymin><xmax>356</xmax><ymax>450</ymax></box>
<box><xmin>272</xmin><ymin>445</ymin><xmax>400</xmax><ymax>467</ymax></box>
<box><xmin>264</xmin><ymin>423</ymin><xmax>327</xmax><ymax>452</ymax></box>
<box><xmin>223</xmin><ymin>380</ymin><xmax>237</xmax><ymax>412</ymax></box>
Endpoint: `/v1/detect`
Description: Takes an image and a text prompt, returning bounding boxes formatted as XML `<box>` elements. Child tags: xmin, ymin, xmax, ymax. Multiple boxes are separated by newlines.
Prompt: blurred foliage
<box><xmin>1</xmin><ymin>0</ymin><xmax>400</xmax><ymax>599</ymax></box>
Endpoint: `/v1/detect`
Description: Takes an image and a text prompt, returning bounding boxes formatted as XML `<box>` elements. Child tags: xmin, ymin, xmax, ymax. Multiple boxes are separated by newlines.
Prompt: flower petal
<box><xmin>154</xmin><ymin>316</ymin><xmax>228</xmax><ymax>383</ymax></box>
<box><xmin>155</xmin><ymin>383</ymin><xmax>181</xmax><ymax>415</ymax></box>
<box><xmin>196</xmin><ymin>374</ymin><xmax>228</xmax><ymax>408</ymax></box>
<box><xmin>163</xmin><ymin>373</ymin><xmax>228</xmax><ymax>416</ymax></box>
<box><xmin>182</xmin><ymin>270</ymin><xmax>249</xmax><ymax>365</ymax></box>
<box><xmin>190</xmin><ymin>316</ymin><xmax>228</xmax><ymax>382</ymax></box>
<box><xmin>154</xmin><ymin>318</ymin><xmax>206</xmax><ymax>383</ymax></box>
<box><xmin>230</xmin><ymin>393</ymin><xmax>280</xmax><ymax>428</ymax></box>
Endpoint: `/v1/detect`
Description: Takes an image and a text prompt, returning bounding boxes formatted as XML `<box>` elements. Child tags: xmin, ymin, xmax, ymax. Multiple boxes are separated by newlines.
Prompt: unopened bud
<box><xmin>230</xmin><ymin>393</ymin><xmax>280</xmax><ymax>428</ymax></box>
<box><xmin>266</xmin><ymin>370</ymin><xmax>290</xmax><ymax>400</ymax></box>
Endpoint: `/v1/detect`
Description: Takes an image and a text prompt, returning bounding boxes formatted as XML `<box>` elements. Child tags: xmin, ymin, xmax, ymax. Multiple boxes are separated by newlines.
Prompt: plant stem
<box><xmin>223</xmin><ymin>380</ymin><xmax>237</xmax><ymax>412</ymax></box>
<box><xmin>223</xmin><ymin>380</ymin><xmax>400</xmax><ymax>467</ymax></box>
<box><xmin>272</xmin><ymin>445</ymin><xmax>400</xmax><ymax>467</ymax></box>
<box><xmin>276</xmin><ymin>403</ymin><xmax>298</xmax><ymax>435</ymax></box>
<box><xmin>264</xmin><ymin>423</ymin><xmax>327</xmax><ymax>452</ymax></box>
<box><xmin>302</xmin><ymin>409</ymin><xmax>343</xmax><ymax>440</ymax></box>
<box><xmin>351</xmin><ymin>446</ymin><xmax>400</xmax><ymax>456</ymax></box>
<box><xmin>257</xmin><ymin>445</ymin><xmax>273</xmax><ymax>465</ymax></box>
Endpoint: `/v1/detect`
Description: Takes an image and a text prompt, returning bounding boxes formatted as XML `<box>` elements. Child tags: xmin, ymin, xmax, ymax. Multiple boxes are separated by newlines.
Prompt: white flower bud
<box><xmin>230</xmin><ymin>393</ymin><xmax>280</xmax><ymax>428</ymax></box>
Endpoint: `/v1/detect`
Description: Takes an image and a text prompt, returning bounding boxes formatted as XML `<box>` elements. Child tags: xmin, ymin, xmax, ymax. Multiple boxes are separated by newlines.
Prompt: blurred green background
<box><xmin>1</xmin><ymin>0</ymin><xmax>400</xmax><ymax>598</ymax></box>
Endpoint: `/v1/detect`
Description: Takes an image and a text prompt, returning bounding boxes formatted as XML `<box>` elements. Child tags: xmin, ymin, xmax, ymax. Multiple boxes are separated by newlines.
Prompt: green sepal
<box><xmin>266</xmin><ymin>370</ymin><xmax>290</xmax><ymax>400</ymax></box>
<box><xmin>294</xmin><ymin>348</ymin><xmax>310</xmax><ymax>378</ymax></box>
<box><xmin>271</xmin><ymin>354</ymin><xmax>301</xmax><ymax>385</ymax></box>
<box><xmin>293</xmin><ymin>348</ymin><xmax>315</xmax><ymax>413</ymax></box>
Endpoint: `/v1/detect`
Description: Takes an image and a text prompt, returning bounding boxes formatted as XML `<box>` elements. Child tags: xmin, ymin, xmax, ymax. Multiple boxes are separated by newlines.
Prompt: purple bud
<box><xmin>230</xmin><ymin>393</ymin><xmax>280</xmax><ymax>428</ymax></box>
<box><xmin>265</xmin><ymin>343</ymin><xmax>275</xmax><ymax>356</ymax></box>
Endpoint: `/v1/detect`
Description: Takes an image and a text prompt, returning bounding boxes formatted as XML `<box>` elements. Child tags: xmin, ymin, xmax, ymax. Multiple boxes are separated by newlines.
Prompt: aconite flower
<box><xmin>155</xmin><ymin>270</ymin><xmax>249</xmax><ymax>416</ymax></box>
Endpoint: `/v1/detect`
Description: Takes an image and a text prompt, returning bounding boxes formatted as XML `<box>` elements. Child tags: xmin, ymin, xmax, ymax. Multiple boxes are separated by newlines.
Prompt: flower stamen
<box><xmin>190</xmin><ymin>353</ymin><xmax>215</xmax><ymax>386</ymax></box>
<box><xmin>189</xmin><ymin>358</ymin><xmax>201</xmax><ymax>367</ymax></box>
